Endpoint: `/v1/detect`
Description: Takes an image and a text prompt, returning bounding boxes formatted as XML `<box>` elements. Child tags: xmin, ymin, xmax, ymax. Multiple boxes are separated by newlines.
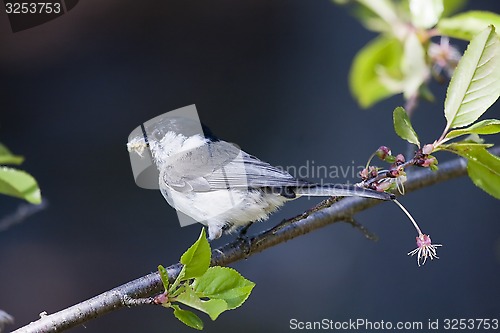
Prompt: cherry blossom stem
<box><xmin>393</xmin><ymin>199</ymin><xmax>423</xmax><ymax>236</ymax></box>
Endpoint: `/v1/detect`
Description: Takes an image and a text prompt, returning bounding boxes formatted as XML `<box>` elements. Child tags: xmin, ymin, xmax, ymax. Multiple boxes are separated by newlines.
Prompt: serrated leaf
<box><xmin>158</xmin><ymin>265</ymin><xmax>169</xmax><ymax>290</ymax></box>
<box><xmin>0</xmin><ymin>143</ymin><xmax>24</xmax><ymax>165</ymax></box>
<box><xmin>438</xmin><ymin>11</ymin><xmax>500</xmax><ymax>41</ymax></box>
<box><xmin>349</xmin><ymin>36</ymin><xmax>404</xmax><ymax>108</ymax></box>
<box><xmin>0</xmin><ymin>167</ymin><xmax>41</xmax><ymax>204</ymax></box>
<box><xmin>393</xmin><ymin>107</ymin><xmax>420</xmax><ymax>147</ymax></box>
<box><xmin>193</xmin><ymin>267</ymin><xmax>256</xmax><ymax>310</ymax></box>
<box><xmin>409</xmin><ymin>0</ymin><xmax>443</xmax><ymax>29</ymax></box>
<box><xmin>444</xmin><ymin>26</ymin><xmax>500</xmax><ymax>132</ymax></box>
<box><xmin>439</xmin><ymin>142</ymin><xmax>493</xmax><ymax>152</ymax></box>
<box><xmin>445</xmin><ymin>119</ymin><xmax>500</xmax><ymax>140</ymax></box>
<box><xmin>180</xmin><ymin>228</ymin><xmax>211</xmax><ymax>280</ymax></box>
<box><xmin>441</xmin><ymin>143</ymin><xmax>500</xmax><ymax>199</ymax></box>
<box><xmin>175</xmin><ymin>286</ymin><xmax>228</xmax><ymax>321</ymax></box>
<box><xmin>467</xmin><ymin>152</ymin><xmax>500</xmax><ymax>199</ymax></box>
<box><xmin>172</xmin><ymin>305</ymin><xmax>204</xmax><ymax>330</ymax></box>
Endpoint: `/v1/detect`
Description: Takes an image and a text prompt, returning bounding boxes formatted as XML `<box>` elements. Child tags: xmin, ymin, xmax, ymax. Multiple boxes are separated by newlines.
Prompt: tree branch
<box><xmin>12</xmin><ymin>148</ymin><xmax>498</xmax><ymax>333</ymax></box>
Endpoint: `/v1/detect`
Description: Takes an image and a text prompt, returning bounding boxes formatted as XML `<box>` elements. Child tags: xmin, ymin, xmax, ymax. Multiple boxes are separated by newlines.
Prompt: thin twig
<box><xmin>12</xmin><ymin>148</ymin><xmax>498</xmax><ymax>333</ymax></box>
<box><xmin>0</xmin><ymin>199</ymin><xmax>48</xmax><ymax>233</ymax></box>
<box><xmin>345</xmin><ymin>217</ymin><xmax>379</xmax><ymax>241</ymax></box>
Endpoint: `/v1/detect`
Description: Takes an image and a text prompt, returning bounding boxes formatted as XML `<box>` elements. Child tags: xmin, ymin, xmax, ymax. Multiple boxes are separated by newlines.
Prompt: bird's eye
<box><xmin>153</xmin><ymin>129</ymin><xmax>164</xmax><ymax>140</ymax></box>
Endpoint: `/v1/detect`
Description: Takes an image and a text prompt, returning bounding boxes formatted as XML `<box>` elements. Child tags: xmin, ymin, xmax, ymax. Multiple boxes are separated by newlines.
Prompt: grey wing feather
<box><xmin>161</xmin><ymin>141</ymin><xmax>304</xmax><ymax>192</ymax></box>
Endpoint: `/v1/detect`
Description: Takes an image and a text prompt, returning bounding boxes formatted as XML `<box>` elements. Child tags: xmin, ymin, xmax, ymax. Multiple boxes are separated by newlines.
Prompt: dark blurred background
<box><xmin>1</xmin><ymin>1</ymin><xmax>499</xmax><ymax>332</ymax></box>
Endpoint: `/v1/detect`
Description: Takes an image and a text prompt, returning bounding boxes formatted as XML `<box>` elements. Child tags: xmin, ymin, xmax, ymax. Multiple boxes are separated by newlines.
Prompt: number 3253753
<box><xmin>5</xmin><ymin>3</ymin><xmax>62</xmax><ymax>14</ymax></box>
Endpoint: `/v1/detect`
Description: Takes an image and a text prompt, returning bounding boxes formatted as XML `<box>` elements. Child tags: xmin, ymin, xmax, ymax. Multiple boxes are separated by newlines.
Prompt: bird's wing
<box><xmin>161</xmin><ymin>141</ymin><xmax>305</xmax><ymax>193</ymax></box>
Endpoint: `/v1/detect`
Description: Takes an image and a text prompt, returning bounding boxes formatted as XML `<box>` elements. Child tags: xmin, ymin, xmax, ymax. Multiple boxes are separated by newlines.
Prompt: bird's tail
<box><xmin>294</xmin><ymin>184</ymin><xmax>394</xmax><ymax>201</ymax></box>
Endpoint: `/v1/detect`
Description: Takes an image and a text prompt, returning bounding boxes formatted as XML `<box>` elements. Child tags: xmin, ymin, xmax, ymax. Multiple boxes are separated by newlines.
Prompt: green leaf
<box><xmin>445</xmin><ymin>119</ymin><xmax>500</xmax><ymax>140</ymax></box>
<box><xmin>193</xmin><ymin>267</ymin><xmax>256</xmax><ymax>310</ymax></box>
<box><xmin>441</xmin><ymin>0</ymin><xmax>467</xmax><ymax>18</ymax></box>
<box><xmin>158</xmin><ymin>265</ymin><xmax>169</xmax><ymax>291</ymax></box>
<box><xmin>355</xmin><ymin>0</ymin><xmax>401</xmax><ymax>34</ymax></box>
<box><xmin>393</xmin><ymin>106</ymin><xmax>420</xmax><ymax>147</ymax></box>
<box><xmin>339</xmin><ymin>0</ymin><xmax>406</xmax><ymax>37</ymax></box>
<box><xmin>180</xmin><ymin>228</ymin><xmax>211</xmax><ymax>280</ymax></box>
<box><xmin>0</xmin><ymin>167</ymin><xmax>42</xmax><ymax>204</ymax></box>
<box><xmin>376</xmin><ymin>33</ymin><xmax>428</xmax><ymax>100</ymax></box>
<box><xmin>401</xmin><ymin>32</ymin><xmax>428</xmax><ymax>99</ymax></box>
<box><xmin>463</xmin><ymin>133</ymin><xmax>485</xmax><ymax>144</ymax></box>
<box><xmin>467</xmin><ymin>151</ymin><xmax>500</xmax><ymax>199</ymax></box>
<box><xmin>444</xmin><ymin>25</ymin><xmax>500</xmax><ymax>131</ymax></box>
<box><xmin>172</xmin><ymin>305</ymin><xmax>204</xmax><ymax>330</ymax></box>
<box><xmin>409</xmin><ymin>0</ymin><xmax>443</xmax><ymax>29</ymax></box>
<box><xmin>439</xmin><ymin>142</ymin><xmax>493</xmax><ymax>152</ymax></box>
<box><xmin>441</xmin><ymin>143</ymin><xmax>500</xmax><ymax>199</ymax></box>
<box><xmin>0</xmin><ymin>143</ymin><xmax>24</xmax><ymax>165</ymax></box>
<box><xmin>419</xmin><ymin>84</ymin><xmax>436</xmax><ymax>103</ymax></box>
<box><xmin>331</xmin><ymin>0</ymin><xmax>349</xmax><ymax>4</ymax></box>
<box><xmin>175</xmin><ymin>286</ymin><xmax>228</xmax><ymax>321</ymax></box>
<box><xmin>349</xmin><ymin>36</ymin><xmax>404</xmax><ymax>108</ymax></box>
<box><xmin>438</xmin><ymin>11</ymin><xmax>500</xmax><ymax>41</ymax></box>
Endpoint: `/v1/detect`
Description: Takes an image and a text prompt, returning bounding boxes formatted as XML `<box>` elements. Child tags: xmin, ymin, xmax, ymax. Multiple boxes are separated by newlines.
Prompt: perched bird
<box><xmin>127</xmin><ymin>117</ymin><xmax>393</xmax><ymax>240</ymax></box>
